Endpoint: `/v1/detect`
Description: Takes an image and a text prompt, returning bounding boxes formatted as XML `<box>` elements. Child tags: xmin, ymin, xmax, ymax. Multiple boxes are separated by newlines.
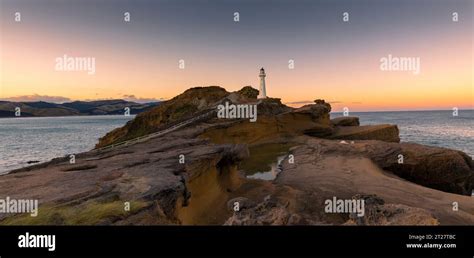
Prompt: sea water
<box><xmin>332</xmin><ymin>110</ymin><xmax>474</xmax><ymax>157</ymax></box>
<box><xmin>0</xmin><ymin>110</ymin><xmax>472</xmax><ymax>175</ymax></box>
<box><xmin>0</xmin><ymin>115</ymin><xmax>134</xmax><ymax>174</ymax></box>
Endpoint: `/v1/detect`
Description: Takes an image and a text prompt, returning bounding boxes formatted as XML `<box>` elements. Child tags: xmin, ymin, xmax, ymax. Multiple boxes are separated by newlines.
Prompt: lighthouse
<box><xmin>258</xmin><ymin>67</ymin><xmax>267</xmax><ymax>99</ymax></box>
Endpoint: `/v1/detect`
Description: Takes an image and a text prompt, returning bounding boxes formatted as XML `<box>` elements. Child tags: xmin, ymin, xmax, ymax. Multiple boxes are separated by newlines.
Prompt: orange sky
<box><xmin>1</xmin><ymin>1</ymin><xmax>473</xmax><ymax>112</ymax></box>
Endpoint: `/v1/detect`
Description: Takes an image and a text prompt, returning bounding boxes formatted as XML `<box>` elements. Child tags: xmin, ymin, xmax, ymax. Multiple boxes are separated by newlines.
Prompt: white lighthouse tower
<box><xmin>258</xmin><ymin>67</ymin><xmax>267</xmax><ymax>99</ymax></box>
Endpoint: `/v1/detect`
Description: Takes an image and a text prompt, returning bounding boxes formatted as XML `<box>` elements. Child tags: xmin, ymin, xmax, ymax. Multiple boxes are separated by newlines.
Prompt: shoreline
<box><xmin>1</xmin><ymin>109</ymin><xmax>473</xmax><ymax>119</ymax></box>
<box><xmin>0</xmin><ymin>87</ymin><xmax>472</xmax><ymax>225</ymax></box>
<box><xmin>1</xmin><ymin>108</ymin><xmax>473</xmax><ymax>175</ymax></box>
<box><xmin>330</xmin><ymin>109</ymin><xmax>474</xmax><ymax>114</ymax></box>
<box><xmin>0</xmin><ymin>114</ymin><xmax>137</xmax><ymax>119</ymax></box>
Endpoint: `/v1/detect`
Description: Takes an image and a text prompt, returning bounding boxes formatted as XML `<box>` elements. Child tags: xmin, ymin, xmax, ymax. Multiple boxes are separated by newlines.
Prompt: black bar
<box><xmin>0</xmin><ymin>226</ymin><xmax>473</xmax><ymax>257</ymax></box>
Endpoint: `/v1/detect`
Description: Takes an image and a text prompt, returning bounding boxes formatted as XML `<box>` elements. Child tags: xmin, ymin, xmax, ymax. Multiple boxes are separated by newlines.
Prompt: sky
<box><xmin>0</xmin><ymin>0</ymin><xmax>472</xmax><ymax>111</ymax></box>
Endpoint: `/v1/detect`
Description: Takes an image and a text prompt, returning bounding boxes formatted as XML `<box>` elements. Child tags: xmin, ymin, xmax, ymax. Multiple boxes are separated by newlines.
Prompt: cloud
<box><xmin>0</xmin><ymin>94</ymin><xmax>71</xmax><ymax>103</ymax></box>
<box><xmin>285</xmin><ymin>100</ymin><xmax>346</xmax><ymax>106</ymax></box>
<box><xmin>122</xmin><ymin>94</ymin><xmax>164</xmax><ymax>103</ymax></box>
<box><xmin>284</xmin><ymin>100</ymin><xmax>314</xmax><ymax>105</ymax></box>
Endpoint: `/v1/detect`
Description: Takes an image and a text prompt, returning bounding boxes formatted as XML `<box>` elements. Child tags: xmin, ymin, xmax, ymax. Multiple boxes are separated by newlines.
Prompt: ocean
<box><xmin>332</xmin><ymin>110</ymin><xmax>474</xmax><ymax>158</ymax></box>
<box><xmin>0</xmin><ymin>115</ymin><xmax>134</xmax><ymax>174</ymax></box>
<box><xmin>0</xmin><ymin>110</ymin><xmax>473</xmax><ymax>174</ymax></box>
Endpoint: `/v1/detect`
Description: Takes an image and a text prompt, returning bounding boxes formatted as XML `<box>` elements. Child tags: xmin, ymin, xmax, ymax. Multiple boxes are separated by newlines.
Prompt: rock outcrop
<box><xmin>303</xmin><ymin>124</ymin><xmax>334</xmax><ymax>137</ymax></box>
<box><xmin>257</xmin><ymin>98</ymin><xmax>293</xmax><ymax>116</ymax></box>
<box><xmin>330</xmin><ymin>124</ymin><xmax>400</xmax><ymax>142</ymax></box>
<box><xmin>344</xmin><ymin>195</ymin><xmax>439</xmax><ymax>225</ymax></box>
<box><xmin>237</xmin><ymin>86</ymin><xmax>259</xmax><ymax>99</ymax></box>
<box><xmin>294</xmin><ymin>99</ymin><xmax>331</xmax><ymax>125</ymax></box>
<box><xmin>273</xmin><ymin>137</ymin><xmax>474</xmax><ymax>225</ymax></box>
<box><xmin>289</xmin><ymin>138</ymin><xmax>473</xmax><ymax>195</ymax></box>
<box><xmin>364</xmin><ymin>142</ymin><xmax>474</xmax><ymax>195</ymax></box>
<box><xmin>331</xmin><ymin>116</ymin><xmax>360</xmax><ymax>126</ymax></box>
<box><xmin>0</xmin><ymin>125</ymin><xmax>249</xmax><ymax>225</ymax></box>
<box><xmin>97</xmin><ymin>86</ymin><xmax>230</xmax><ymax>148</ymax></box>
<box><xmin>225</xmin><ymin>195</ymin><xmax>304</xmax><ymax>225</ymax></box>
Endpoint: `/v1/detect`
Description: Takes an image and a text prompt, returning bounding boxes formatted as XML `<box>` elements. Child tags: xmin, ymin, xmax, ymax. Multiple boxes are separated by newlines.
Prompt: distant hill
<box><xmin>0</xmin><ymin>100</ymin><xmax>160</xmax><ymax>118</ymax></box>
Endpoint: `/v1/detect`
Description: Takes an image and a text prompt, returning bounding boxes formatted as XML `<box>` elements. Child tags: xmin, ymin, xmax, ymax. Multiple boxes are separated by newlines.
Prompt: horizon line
<box><xmin>1</xmin><ymin>98</ymin><xmax>472</xmax><ymax>113</ymax></box>
<box><xmin>330</xmin><ymin>108</ymin><xmax>474</xmax><ymax>113</ymax></box>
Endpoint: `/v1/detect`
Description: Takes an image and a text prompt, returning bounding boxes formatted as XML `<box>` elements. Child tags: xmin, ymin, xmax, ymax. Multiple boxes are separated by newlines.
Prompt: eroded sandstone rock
<box><xmin>331</xmin><ymin>116</ymin><xmax>360</xmax><ymax>126</ymax></box>
<box><xmin>330</xmin><ymin>124</ymin><xmax>400</xmax><ymax>142</ymax></box>
<box><xmin>365</xmin><ymin>142</ymin><xmax>474</xmax><ymax>195</ymax></box>
<box><xmin>226</xmin><ymin>197</ymin><xmax>256</xmax><ymax>212</ymax></box>
<box><xmin>224</xmin><ymin>195</ymin><xmax>304</xmax><ymax>225</ymax></box>
<box><xmin>344</xmin><ymin>194</ymin><xmax>439</xmax><ymax>225</ymax></box>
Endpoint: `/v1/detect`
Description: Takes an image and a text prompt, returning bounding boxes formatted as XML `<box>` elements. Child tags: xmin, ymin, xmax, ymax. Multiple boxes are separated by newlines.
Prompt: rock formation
<box><xmin>331</xmin><ymin>116</ymin><xmax>360</xmax><ymax>126</ymax></box>
<box><xmin>1</xmin><ymin>86</ymin><xmax>473</xmax><ymax>226</ymax></box>
<box><xmin>330</xmin><ymin>125</ymin><xmax>400</xmax><ymax>142</ymax></box>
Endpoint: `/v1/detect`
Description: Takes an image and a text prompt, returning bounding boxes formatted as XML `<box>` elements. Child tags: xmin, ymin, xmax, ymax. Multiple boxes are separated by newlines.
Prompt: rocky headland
<box><xmin>1</xmin><ymin>86</ymin><xmax>473</xmax><ymax>225</ymax></box>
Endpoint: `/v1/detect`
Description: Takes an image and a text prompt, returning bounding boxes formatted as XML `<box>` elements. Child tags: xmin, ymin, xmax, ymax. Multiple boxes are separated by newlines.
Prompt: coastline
<box><xmin>0</xmin><ymin>86</ymin><xmax>472</xmax><ymax>226</ymax></box>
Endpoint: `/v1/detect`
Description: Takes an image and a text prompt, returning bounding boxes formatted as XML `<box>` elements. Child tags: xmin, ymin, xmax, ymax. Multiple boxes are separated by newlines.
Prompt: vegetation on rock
<box><xmin>237</xmin><ymin>86</ymin><xmax>259</xmax><ymax>99</ymax></box>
